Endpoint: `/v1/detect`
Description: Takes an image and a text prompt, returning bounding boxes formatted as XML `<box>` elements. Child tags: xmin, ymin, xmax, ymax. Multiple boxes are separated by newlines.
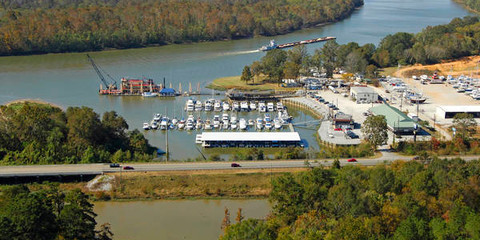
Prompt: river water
<box><xmin>94</xmin><ymin>199</ymin><xmax>270</xmax><ymax>240</ymax></box>
<box><xmin>0</xmin><ymin>0</ymin><xmax>472</xmax><ymax>160</ymax></box>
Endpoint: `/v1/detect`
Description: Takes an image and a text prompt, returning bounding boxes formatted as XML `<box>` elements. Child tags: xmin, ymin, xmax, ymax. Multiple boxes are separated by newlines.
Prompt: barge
<box><xmin>259</xmin><ymin>36</ymin><xmax>336</xmax><ymax>51</ymax></box>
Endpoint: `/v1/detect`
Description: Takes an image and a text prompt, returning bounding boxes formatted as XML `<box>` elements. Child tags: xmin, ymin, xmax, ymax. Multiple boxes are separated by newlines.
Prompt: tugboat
<box><xmin>259</xmin><ymin>40</ymin><xmax>278</xmax><ymax>51</ymax></box>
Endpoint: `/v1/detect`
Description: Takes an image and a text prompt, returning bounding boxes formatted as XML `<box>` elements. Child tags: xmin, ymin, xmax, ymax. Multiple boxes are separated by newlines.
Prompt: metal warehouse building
<box><xmin>370</xmin><ymin>104</ymin><xmax>416</xmax><ymax>134</ymax></box>
<box><xmin>436</xmin><ymin>105</ymin><xmax>480</xmax><ymax>119</ymax></box>
<box><xmin>350</xmin><ymin>87</ymin><xmax>378</xmax><ymax>104</ymax></box>
<box><xmin>196</xmin><ymin>132</ymin><xmax>303</xmax><ymax>148</ymax></box>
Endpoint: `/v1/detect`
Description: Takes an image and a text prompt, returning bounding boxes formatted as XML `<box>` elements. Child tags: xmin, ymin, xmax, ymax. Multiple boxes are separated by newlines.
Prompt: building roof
<box><xmin>160</xmin><ymin>88</ymin><xmax>176</xmax><ymax>94</ymax></box>
<box><xmin>199</xmin><ymin>132</ymin><xmax>301</xmax><ymax>142</ymax></box>
<box><xmin>370</xmin><ymin>104</ymin><xmax>415</xmax><ymax>129</ymax></box>
<box><xmin>437</xmin><ymin>105</ymin><xmax>480</xmax><ymax>112</ymax></box>
<box><xmin>351</xmin><ymin>86</ymin><xmax>376</xmax><ymax>94</ymax></box>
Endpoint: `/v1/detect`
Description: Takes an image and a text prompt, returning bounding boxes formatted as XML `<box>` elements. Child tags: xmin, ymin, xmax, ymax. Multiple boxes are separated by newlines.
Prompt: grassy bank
<box><xmin>207</xmin><ymin>75</ymin><xmax>300</xmax><ymax>91</ymax></box>
<box><xmin>60</xmin><ymin>168</ymin><xmax>309</xmax><ymax>201</ymax></box>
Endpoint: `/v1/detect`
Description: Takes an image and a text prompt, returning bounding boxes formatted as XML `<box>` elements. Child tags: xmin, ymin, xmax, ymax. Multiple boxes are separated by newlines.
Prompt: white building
<box><xmin>436</xmin><ymin>105</ymin><xmax>480</xmax><ymax>119</ymax></box>
<box><xmin>350</xmin><ymin>87</ymin><xmax>378</xmax><ymax>104</ymax></box>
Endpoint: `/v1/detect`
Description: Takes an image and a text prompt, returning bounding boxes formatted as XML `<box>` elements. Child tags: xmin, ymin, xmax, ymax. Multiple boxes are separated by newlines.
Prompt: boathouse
<box><xmin>159</xmin><ymin>88</ymin><xmax>176</xmax><ymax>96</ymax></box>
<box><xmin>370</xmin><ymin>104</ymin><xmax>416</xmax><ymax>134</ymax></box>
<box><xmin>196</xmin><ymin>132</ymin><xmax>303</xmax><ymax>148</ymax></box>
<box><xmin>436</xmin><ymin>105</ymin><xmax>480</xmax><ymax>119</ymax></box>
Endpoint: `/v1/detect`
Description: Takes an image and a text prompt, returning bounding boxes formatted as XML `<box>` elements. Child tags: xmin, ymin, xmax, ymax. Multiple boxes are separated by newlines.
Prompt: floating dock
<box><xmin>196</xmin><ymin>132</ymin><xmax>302</xmax><ymax>148</ymax></box>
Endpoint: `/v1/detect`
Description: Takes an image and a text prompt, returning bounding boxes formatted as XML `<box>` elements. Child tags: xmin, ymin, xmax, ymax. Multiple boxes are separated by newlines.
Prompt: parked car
<box><xmin>123</xmin><ymin>166</ymin><xmax>134</xmax><ymax>170</ymax></box>
<box><xmin>347</xmin><ymin>158</ymin><xmax>357</xmax><ymax>162</ymax></box>
<box><xmin>109</xmin><ymin>163</ymin><xmax>120</xmax><ymax>168</ymax></box>
<box><xmin>334</xmin><ymin>128</ymin><xmax>343</xmax><ymax>131</ymax></box>
<box><xmin>231</xmin><ymin>163</ymin><xmax>241</xmax><ymax>167</ymax></box>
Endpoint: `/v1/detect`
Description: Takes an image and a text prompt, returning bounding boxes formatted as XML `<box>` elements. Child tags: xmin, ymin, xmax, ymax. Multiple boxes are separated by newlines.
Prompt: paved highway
<box><xmin>0</xmin><ymin>153</ymin><xmax>478</xmax><ymax>177</ymax></box>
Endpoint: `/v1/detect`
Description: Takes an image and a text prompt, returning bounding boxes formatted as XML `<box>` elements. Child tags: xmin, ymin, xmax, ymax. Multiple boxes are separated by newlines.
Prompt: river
<box><xmin>94</xmin><ymin>199</ymin><xmax>270</xmax><ymax>240</ymax></box>
<box><xmin>0</xmin><ymin>0</ymin><xmax>472</xmax><ymax>160</ymax></box>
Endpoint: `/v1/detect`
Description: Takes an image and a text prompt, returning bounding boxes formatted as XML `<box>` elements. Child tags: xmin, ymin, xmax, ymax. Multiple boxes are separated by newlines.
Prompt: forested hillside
<box><xmin>455</xmin><ymin>0</ymin><xmax>480</xmax><ymax>12</ymax></box>
<box><xmin>0</xmin><ymin>102</ymin><xmax>156</xmax><ymax>165</ymax></box>
<box><xmin>0</xmin><ymin>0</ymin><xmax>363</xmax><ymax>55</ymax></box>
<box><xmin>220</xmin><ymin>159</ymin><xmax>480</xmax><ymax>239</ymax></box>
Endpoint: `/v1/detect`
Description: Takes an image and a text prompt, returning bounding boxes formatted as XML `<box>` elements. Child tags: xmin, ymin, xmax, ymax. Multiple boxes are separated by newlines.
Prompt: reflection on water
<box><xmin>94</xmin><ymin>199</ymin><xmax>270</xmax><ymax>240</ymax></box>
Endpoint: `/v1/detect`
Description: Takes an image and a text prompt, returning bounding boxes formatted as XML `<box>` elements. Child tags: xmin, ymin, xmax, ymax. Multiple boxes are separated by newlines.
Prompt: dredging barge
<box><xmin>259</xmin><ymin>36</ymin><xmax>336</xmax><ymax>51</ymax></box>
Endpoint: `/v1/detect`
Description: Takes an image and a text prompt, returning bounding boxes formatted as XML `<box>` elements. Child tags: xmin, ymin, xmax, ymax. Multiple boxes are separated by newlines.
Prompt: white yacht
<box><xmin>249</xmin><ymin>101</ymin><xmax>256</xmax><ymax>111</ymax></box>
<box><xmin>232</xmin><ymin>101</ymin><xmax>240</xmax><ymax>111</ymax></box>
<box><xmin>196</xmin><ymin>119</ymin><xmax>203</xmax><ymax>130</ymax></box>
<box><xmin>274</xmin><ymin>118</ymin><xmax>282</xmax><ymax>129</ymax></box>
<box><xmin>276</xmin><ymin>102</ymin><xmax>284</xmax><ymax>111</ymax></box>
<box><xmin>265</xmin><ymin>121</ymin><xmax>273</xmax><ymax>130</ymax></box>
<box><xmin>231</xmin><ymin>120</ymin><xmax>238</xmax><ymax>130</ymax></box>
<box><xmin>223</xmin><ymin>102</ymin><xmax>231</xmax><ymax>111</ymax></box>
<box><xmin>267</xmin><ymin>102</ymin><xmax>275</xmax><ymax>112</ymax></box>
<box><xmin>151</xmin><ymin>121</ymin><xmax>159</xmax><ymax>130</ymax></box>
<box><xmin>195</xmin><ymin>100</ymin><xmax>203</xmax><ymax>111</ymax></box>
<box><xmin>143</xmin><ymin>122</ymin><xmax>151</xmax><ymax>130</ymax></box>
<box><xmin>178</xmin><ymin>119</ymin><xmax>185</xmax><ymax>129</ymax></box>
<box><xmin>256</xmin><ymin>118</ymin><xmax>263</xmax><ymax>130</ymax></box>
<box><xmin>186</xmin><ymin>99</ymin><xmax>195</xmax><ymax>112</ymax></box>
<box><xmin>264</xmin><ymin>113</ymin><xmax>271</xmax><ymax>123</ymax></box>
<box><xmin>240</xmin><ymin>101</ymin><xmax>249</xmax><ymax>111</ymax></box>
<box><xmin>213</xmin><ymin>115</ymin><xmax>220</xmax><ymax>129</ymax></box>
<box><xmin>204</xmin><ymin>119</ymin><xmax>212</xmax><ymax>130</ymax></box>
<box><xmin>171</xmin><ymin>117</ymin><xmax>178</xmax><ymax>126</ymax></box>
<box><xmin>239</xmin><ymin>118</ymin><xmax>247</xmax><ymax>130</ymax></box>
<box><xmin>248</xmin><ymin>119</ymin><xmax>255</xmax><ymax>126</ymax></box>
<box><xmin>222</xmin><ymin>120</ymin><xmax>230</xmax><ymax>130</ymax></box>
<box><xmin>222</xmin><ymin>113</ymin><xmax>229</xmax><ymax>122</ymax></box>
<box><xmin>258</xmin><ymin>102</ymin><xmax>266</xmax><ymax>113</ymax></box>
<box><xmin>160</xmin><ymin>117</ymin><xmax>169</xmax><ymax>130</ymax></box>
<box><xmin>153</xmin><ymin>113</ymin><xmax>161</xmax><ymax>122</ymax></box>
<box><xmin>214</xmin><ymin>101</ymin><xmax>222</xmax><ymax>111</ymax></box>
<box><xmin>185</xmin><ymin>120</ymin><xmax>194</xmax><ymax>130</ymax></box>
<box><xmin>231</xmin><ymin>114</ymin><xmax>237</xmax><ymax>124</ymax></box>
<box><xmin>205</xmin><ymin>99</ymin><xmax>214</xmax><ymax>111</ymax></box>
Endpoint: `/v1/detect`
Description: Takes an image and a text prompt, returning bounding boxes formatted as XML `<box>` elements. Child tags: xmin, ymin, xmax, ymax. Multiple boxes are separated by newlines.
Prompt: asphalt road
<box><xmin>2</xmin><ymin>152</ymin><xmax>478</xmax><ymax>177</ymax></box>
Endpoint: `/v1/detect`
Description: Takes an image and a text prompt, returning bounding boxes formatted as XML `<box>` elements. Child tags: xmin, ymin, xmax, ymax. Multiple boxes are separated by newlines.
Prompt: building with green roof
<box><xmin>369</xmin><ymin>104</ymin><xmax>417</xmax><ymax>133</ymax></box>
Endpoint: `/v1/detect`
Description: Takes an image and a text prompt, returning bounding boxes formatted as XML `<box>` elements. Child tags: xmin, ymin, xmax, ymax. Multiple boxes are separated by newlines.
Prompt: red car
<box><xmin>123</xmin><ymin>166</ymin><xmax>134</xmax><ymax>170</ymax></box>
<box><xmin>334</xmin><ymin>128</ymin><xmax>343</xmax><ymax>131</ymax></box>
<box><xmin>347</xmin><ymin>158</ymin><xmax>357</xmax><ymax>162</ymax></box>
<box><xmin>231</xmin><ymin>163</ymin><xmax>241</xmax><ymax>167</ymax></box>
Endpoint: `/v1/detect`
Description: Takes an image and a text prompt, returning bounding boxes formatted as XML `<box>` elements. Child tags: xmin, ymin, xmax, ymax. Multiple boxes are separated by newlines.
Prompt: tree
<box><xmin>250</xmin><ymin>61</ymin><xmax>262</xmax><ymax>84</ymax></box>
<box><xmin>320</xmin><ymin>41</ymin><xmax>339</xmax><ymax>77</ymax></box>
<box><xmin>241</xmin><ymin>66</ymin><xmax>253</xmax><ymax>84</ymax></box>
<box><xmin>235</xmin><ymin>208</ymin><xmax>244</xmax><ymax>223</ymax></box>
<box><xmin>345</xmin><ymin>51</ymin><xmax>368</xmax><ymax>74</ymax></box>
<box><xmin>453</xmin><ymin>113</ymin><xmax>477</xmax><ymax>139</ymax></box>
<box><xmin>220</xmin><ymin>219</ymin><xmax>273</xmax><ymax>240</ymax></box>
<box><xmin>261</xmin><ymin>49</ymin><xmax>287</xmax><ymax>84</ymax></box>
<box><xmin>362</xmin><ymin>115</ymin><xmax>388</xmax><ymax>150</ymax></box>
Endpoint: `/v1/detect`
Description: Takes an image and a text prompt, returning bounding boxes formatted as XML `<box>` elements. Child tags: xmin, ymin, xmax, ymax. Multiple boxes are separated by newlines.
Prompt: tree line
<box><xmin>244</xmin><ymin>16</ymin><xmax>480</xmax><ymax>83</ymax></box>
<box><xmin>0</xmin><ymin>0</ymin><xmax>363</xmax><ymax>55</ymax></box>
<box><xmin>0</xmin><ymin>102</ymin><xmax>156</xmax><ymax>165</ymax></box>
<box><xmin>221</xmin><ymin>158</ymin><xmax>480</xmax><ymax>239</ymax></box>
<box><xmin>0</xmin><ymin>184</ymin><xmax>113</xmax><ymax>240</ymax></box>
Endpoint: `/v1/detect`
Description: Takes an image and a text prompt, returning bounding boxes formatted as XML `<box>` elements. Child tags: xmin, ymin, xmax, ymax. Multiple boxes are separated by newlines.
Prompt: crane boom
<box><xmin>87</xmin><ymin>54</ymin><xmax>114</xmax><ymax>89</ymax></box>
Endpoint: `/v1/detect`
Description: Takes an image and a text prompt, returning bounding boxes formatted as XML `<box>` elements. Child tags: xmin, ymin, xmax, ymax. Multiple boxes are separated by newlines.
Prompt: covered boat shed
<box><xmin>436</xmin><ymin>105</ymin><xmax>480</xmax><ymax>119</ymax></box>
<box><xmin>197</xmin><ymin>132</ymin><xmax>303</xmax><ymax>148</ymax></box>
<box><xmin>370</xmin><ymin>104</ymin><xmax>416</xmax><ymax>134</ymax></box>
<box><xmin>159</xmin><ymin>88</ymin><xmax>176</xmax><ymax>96</ymax></box>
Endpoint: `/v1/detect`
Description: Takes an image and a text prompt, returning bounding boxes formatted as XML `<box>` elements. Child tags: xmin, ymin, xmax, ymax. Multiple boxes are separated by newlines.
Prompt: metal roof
<box><xmin>199</xmin><ymin>132</ymin><xmax>301</xmax><ymax>142</ymax></box>
<box><xmin>351</xmin><ymin>86</ymin><xmax>376</xmax><ymax>94</ymax></box>
<box><xmin>370</xmin><ymin>104</ymin><xmax>415</xmax><ymax>129</ymax></box>
<box><xmin>437</xmin><ymin>105</ymin><xmax>480</xmax><ymax>112</ymax></box>
<box><xmin>160</xmin><ymin>88</ymin><xmax>176</xmax><ymax>93</ymax></box>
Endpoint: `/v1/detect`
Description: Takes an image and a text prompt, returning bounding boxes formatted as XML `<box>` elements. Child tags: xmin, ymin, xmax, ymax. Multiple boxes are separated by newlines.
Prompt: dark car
<box><xmin>347</xmin><ymin>158</ymin><xmax>357</xmax><ymax>162</ymax></box>
<box><xmin>231</xmin><ymin>163</ymin><xmax>241</xmax><ymax>167</ymax></box>
<box><xmin>123</xmin><ymin>166</ymin><xmax>134</xmax><ymax>170</ymax></box>
<box><xmin>109</xmin><ymin>163</ymin><xmax>120</xmax><ymax>168</ymax></box>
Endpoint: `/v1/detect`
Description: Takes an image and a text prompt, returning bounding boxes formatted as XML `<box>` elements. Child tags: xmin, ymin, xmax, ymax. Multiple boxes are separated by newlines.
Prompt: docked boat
<box><xmin>239</xmin><ymin>118</ymin><xmax>247</xmax><ymax>130</ymax></box>
<box><xmin>409</xmin><ymin>96</ymin><xmax>426</xmax><ymax>104</ymax></box>
<box><xmin>153</xmin><ymin>113</ymin><xmax>161</xmax><ymax>122</ymax></box>
<box><xmin>240</xmin><ymin>101</ymin><xmax>249</xmax><ymax>111</ymax></box>
<box><xmin>143</xmin><ymin>122</ymin><xmax>151</xmax><ymax>130</ymax></box>
<box><xmin>256</xmin><ymin>118</ymin><xmax>263</xmax><ymax>130</ymax></box>
<box><xmin>142</xmin><ymin>92</ymin><xmax>158</xmax><ymax>97</ymax></box>
<box><xmin>276</xmin><ymin>102</ymin><xmax>284</xmax><ymax>111</ymax></box>
<box><xmin>205</xmin><ymin>99</ymin><xmax>214</xmax><ymax>111</ymax></box>
<box><xmin>204</xmin><ymin>119</ymin><xmax>212</xmax><ymax>130</ymax></box>
<box><xmin>195</xmin><ymin>100</ymin><xmax>203</xmax><ymax>111</ymax></box>
<box><xmin>178</xmin><ymin>119</ymin><xmax>185</xmax><ymax>129</ymax></box>
<box><xmin>274</xmin><ymin>118</ymin><xmax>282</xmax><ymax>129</ymax></box>
<box><xmin>265</xmin><ymin>121</ymin><xmax>273</xmax><ymax>130</ymax></box>
<box><xmin>223</xmin><ymin>102</ymin><xmax>230</xmax><ymax>111</ymax></box>
<box><xmin>222</xmin><ymin>120</ymin><xmax>230</xmax><ymax>130</ymax></box>
<box><xmin>249</xmin><ymin>101</ymin><xmax>256</xmax><ymax>111</ymax></box>
<box><xmin>186</xmin><ymin>99</ymin><xmax>195</xmax><ymax>112</ymax></box>
<box><xmin>214</xmin><ymin>101</ymin><xmax>222</xmax><ymax>111</ymax></box>
<box><xmin>196</xmin><ymin>119</ymin><xmax>203</xmax><ymax>130</ymax></box>
<box><xmin>231</xmin><ymin>120</ymin><xmax>238</xmax><ymax>130</ymax></box>
<box><xmin>160</xmin><ymin>117</ymin><xmax>169</xmax><ymax>130</ymax></box>
<box><xmin>185</xmin><ymin>120</ymin><xmax>194</xmax><ymax>130</ymax></box>
<box><xmin>258</xmin><ymin>102</ymin><xmax>266</xmax><ymax>113</ymax></box>
<box><xmin>267</xmin><ymin>102</ymin><xmax>275</xmax><ymax>112</ymax></box>
<box><xmin>264</xmin><ymin>113</ymin><xmax>271</xmax><ymax>123</ymax></box>
<box><xmin>151</xmin><ymin>121</ymin><xmax>159</xmax><ymax>130</ymax></box>
<box><xmin>248</xmin><ymin>119</ymin><xmax>255</xmax><ymax>126</ymax></box>
<box><xmin>213</xmin><ymin>115</ymin><xmax>220</xmax><ymax>129</ymax></box>
<box><xmin>171</xmin><ymin>117</ymin><xmax>178</xmax><ymax>125</ymax></box>
<box><xmin>232</xmin><ymin>101</ymin><xmax>240</xmax><ymax>111</ymax></box>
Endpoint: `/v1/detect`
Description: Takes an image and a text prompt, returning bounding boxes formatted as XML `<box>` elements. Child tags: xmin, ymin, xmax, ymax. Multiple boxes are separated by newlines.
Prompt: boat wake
<box><xmin>219</xmin><ymin>49</ymin><xmax>260</xmax><ymax>56</ymax></box>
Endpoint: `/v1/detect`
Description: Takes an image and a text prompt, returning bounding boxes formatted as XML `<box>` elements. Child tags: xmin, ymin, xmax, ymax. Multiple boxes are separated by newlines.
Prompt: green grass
<box><xmin>207</xmin><ymin>75</ymin><xmax>300</xmax><ymax>91</ymax></box>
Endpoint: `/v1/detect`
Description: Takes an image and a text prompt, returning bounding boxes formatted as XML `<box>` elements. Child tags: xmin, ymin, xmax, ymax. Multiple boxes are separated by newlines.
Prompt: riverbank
<box><xmin>62</xmin><ymin>168</ymin><xmax>308</xmax><ymax>201</ymax></box>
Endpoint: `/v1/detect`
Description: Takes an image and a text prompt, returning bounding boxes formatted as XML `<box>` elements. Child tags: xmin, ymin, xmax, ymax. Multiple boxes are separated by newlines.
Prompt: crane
<box><xmin>86</xmin><ymin>54</ymin><xmax>117</xmax><ymax>90</ymax></box>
